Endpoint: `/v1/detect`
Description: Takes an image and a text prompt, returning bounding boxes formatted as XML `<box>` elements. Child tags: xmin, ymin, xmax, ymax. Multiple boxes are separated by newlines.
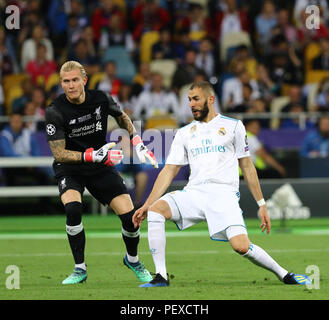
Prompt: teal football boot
<box><xmin>62</xmin><ymin>267</ymin><xmax>87</xmax><ymax>285</ymax></box>
<box><xmin>123</xmin><ymin>255</ymin><xmax>153</xmax><ymax>282</ymax></box>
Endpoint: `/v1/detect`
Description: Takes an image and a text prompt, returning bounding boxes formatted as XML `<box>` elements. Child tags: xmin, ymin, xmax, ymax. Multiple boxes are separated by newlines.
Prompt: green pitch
<box><xmin>0</xmin><ymin>214</ymin><xmax>328</xmax><ymax>300</ymax></box>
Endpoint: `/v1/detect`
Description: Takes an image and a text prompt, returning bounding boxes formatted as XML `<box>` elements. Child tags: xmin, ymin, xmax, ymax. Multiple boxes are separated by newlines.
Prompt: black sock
<box><xmin>67</xmin><ymin>231</ymin><xmax>85</xmax><ymax>265</ymax></box>
<box><xmin>119</xmin><ymin>210</ymin><xmax>140</xmax><ymax>258</ymax></box>
<box><xmin>65</xmin><ymin>202</ymin><xmax>85</xmax><ymax>265</ymax></box>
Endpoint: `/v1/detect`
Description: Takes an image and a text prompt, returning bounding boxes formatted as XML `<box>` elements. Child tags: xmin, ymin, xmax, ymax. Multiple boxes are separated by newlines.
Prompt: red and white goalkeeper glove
<box><xmin>83</xmin><ymin>142</ymin><xmax>123</xmax><ymax>166</ymax></box>
<box><xmin>131</xmin><ymin>135</ymin><xmax>158</xmax><ymax>168</ymax></box>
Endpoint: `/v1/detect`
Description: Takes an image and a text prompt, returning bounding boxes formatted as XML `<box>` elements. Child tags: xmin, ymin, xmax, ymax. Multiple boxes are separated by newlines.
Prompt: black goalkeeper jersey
<box><xmin>45</xmin><ymin>89</ymin><xmax>123</xmax><ymax>176</ymax></box>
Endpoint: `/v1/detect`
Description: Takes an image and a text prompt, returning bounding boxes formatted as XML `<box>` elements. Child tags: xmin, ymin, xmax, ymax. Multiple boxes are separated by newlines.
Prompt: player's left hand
<box><xmin>84</xmin><ymin>142</ymin><xmax>124</xmax><ymax>166</ymax></box>
<box><xmin>259</xmin><ymin>206</ymin><xmax>271</xmax><ymax>234</ymax></box>
<box><xmin>133</xmin><ymin>204</ymin><xmax>148</xmax><ymax>228</ymax></box>
<box><xmin>131</xmin><ymin>135</ymin><xmax>158</xmax><ymax>168</ymax></box>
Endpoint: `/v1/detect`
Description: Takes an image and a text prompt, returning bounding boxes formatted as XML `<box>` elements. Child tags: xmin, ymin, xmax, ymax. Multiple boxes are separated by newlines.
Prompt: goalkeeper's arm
<box><xmin>49</xmin><ymin>139</ymin><xmax>84</xmax><ymax>163</ymax></box>
<box><xmin>115</xmin><ymin>111</ymin><xmax>158</xmax><ymax>168</ymax></box>
<box><xmin>49</xmin><ymin>139</ymin><xmax>123</xmax><ymax>166</ymax></box>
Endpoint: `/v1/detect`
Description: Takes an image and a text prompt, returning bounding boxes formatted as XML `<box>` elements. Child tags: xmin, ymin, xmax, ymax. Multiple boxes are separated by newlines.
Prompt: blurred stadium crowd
<box><xmin>0</xmin><ymin>0</ymin><xmax>329</xmax><ymax>195</ymax></box>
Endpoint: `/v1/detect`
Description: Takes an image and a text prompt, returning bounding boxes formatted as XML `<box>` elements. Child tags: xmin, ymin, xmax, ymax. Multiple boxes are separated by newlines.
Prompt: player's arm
<box><xmin>239</xmin><ymin>156</ymin><xmax>264</xmax><ymax>202</ymax></box>
<box><xmin>107</xmin><ymin>93</ymin><xmax>158</xmax><ymax>168</ymax></box>
<box><xmin>239</xmin><ymin>156</ymin><xmax>271</xmax><ymax>234</ymax></box>
<box><xmin>133</xmin><ymin>164</ymin><xmax>181</xmax><ymax>227</ymax></box>
<box><xmin>115</xmin><ymin>111</ymin><xmax>136</xmax><ymax>137</ymax></box>
<box><xmin>46</xmin><ymin>104</ymin><xmax>122</xmax><ymax>166</ymax></box>
<box><xmin>115</xmin><ymin>111</ymin><xmax>159</xmax><ymax>168</ymax></box>
<box><xmin>49</xmin><ymin>139</ymin><xmax>83</xmax><ymax>163</ymax></box>
<box><xmin>45</xmin><ymin>105</ymin><xmax>84</xmax><ymax>163</ymax></box>
<box><xmin>49</xmin><ymin>139</ymin><xmax>122</xmax><ymax>165</ymax></box>
<box><xmin>144</xmin><ymin>164</ymin><xmax>181</xmax><ymax>208</ymax></box>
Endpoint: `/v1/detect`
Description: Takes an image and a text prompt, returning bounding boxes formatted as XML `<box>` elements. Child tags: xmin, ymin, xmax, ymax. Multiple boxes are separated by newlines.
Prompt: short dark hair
<box><xmin>189</xmin><ymin>81</ymin><xmax>215</xmax><ymax>97</ymax></box>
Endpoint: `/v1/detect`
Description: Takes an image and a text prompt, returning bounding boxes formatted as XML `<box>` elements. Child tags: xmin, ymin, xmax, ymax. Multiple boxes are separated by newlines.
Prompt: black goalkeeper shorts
<box><xmin>54</xmin><ymin>163</ymin><xmax>128</xmax><ymax>206</ymax></box>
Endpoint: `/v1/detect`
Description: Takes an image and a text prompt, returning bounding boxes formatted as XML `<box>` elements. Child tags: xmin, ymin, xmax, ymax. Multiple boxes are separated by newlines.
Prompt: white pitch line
<box><xmin>1</xmin><ymin>248</ymin><xmax>329</xmax><ymax>258</ymax></box>
<box><xmin>0</xmin><ymin>229</ymin><xmax>329</xmax><ymax>240</ymax></box>
<box><xmin>0</xmin><ymin>250</ymin><xmax>219</xmax><ymax>258</ymax></box>
<box><xmin>0</xmin><ymin>230</ymin><xmax>207</xmax><ymax>240</ymax></box>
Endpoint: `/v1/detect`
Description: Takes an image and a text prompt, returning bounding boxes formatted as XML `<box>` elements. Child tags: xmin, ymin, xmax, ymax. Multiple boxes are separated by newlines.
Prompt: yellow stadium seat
<box><xmin>150</xmin><ymin>59</ymin><xmax>177</xmax><ymax>89</ymax></box>
<box><xmin>305</xmin><ymin>70</ymin><xmax>329</xmax><ymax>84</ymax></box>
<box><xmin>113</xmin><ymin>0</ymin><xmax>126</xmax><ymax>13</ymax></box>
<box><xmin>45</xmin><ymin>73</ymin><xmax>60</xmax><ymax>92</ymax></box>
<box><xmin>88</xmin><ymin>72</ymin><xmax>105</xmax><ymax>90</ymax></box>
<box><xmin>304</xmin><ymin>41</ymin><xmax>321</xmax><ymax>72</ymax></box>
<box><xmin>270</xmin><ymin>96</ymin><xmax>290</xmax><ymax>129</ymax></box>
<box><xmin>281</xmin><ymin>84</ymin><xmax>291</xmax><ymax>96</ymax></box>
<box><xmin>189</xmin><ymin>30</ymin><xmax>206</xmax><ymax>42</ymax></box>
<box><xmin>3</xmin><ymin>74</ymin><xmax>30</xmax><ymax>113</ymax></box>
<box><xmin>140</xmin><ymin>31</ymin><xmax>160</xmax><ymax>63</ymax></box>
<box><xmin>145</xmin><ymin>115</ymin><xmax>178</xmax><ymax>130</ymax></box>
<box><xmin>3</xmin><ymin>73</ymin><xmax>29</xmax><ymax>96</ymax></box>
<box><xmin>6</xmin><ymin>86</ymin><xmax>23</xmax><ymax>113</ymax></box>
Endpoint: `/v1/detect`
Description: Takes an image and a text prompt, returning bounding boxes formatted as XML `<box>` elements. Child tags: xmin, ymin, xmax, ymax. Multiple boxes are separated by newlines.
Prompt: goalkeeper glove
<box><xmin>83</xmin><ymin>142</ymin><xmax>123</xmax><ymax>166</ymax></box>
<box><xmin>131</xmin><ymin>135</ymin><xmax>158</xmax><ymax>168</ymax></box>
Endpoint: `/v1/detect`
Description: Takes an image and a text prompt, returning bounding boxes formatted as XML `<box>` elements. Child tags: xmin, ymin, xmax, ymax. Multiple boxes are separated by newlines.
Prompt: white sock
<box><xmin>243</xmin><ymin>243</ymin><xmax>288</xmax><ymax>281</ymax></box>
<box><xmin>147</xmin><ymin>211</ymin><xmax>167</xmax><ymax>280</ymax></box>
<box><xmin>75</xmin><ymin>262</ymin><xmax>86</xmax><ymax>271</ymax></box>
<box><xmin>127</xmin><ymin>253</ymin><xmax>139</xmax><ymax>264</ymax></box>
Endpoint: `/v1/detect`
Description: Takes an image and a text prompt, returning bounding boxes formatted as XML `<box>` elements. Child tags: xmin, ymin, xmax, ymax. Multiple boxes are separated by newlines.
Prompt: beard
<box><xmin>192</xmin><ymin>101</ymin><xmax>210</xmax><ymax>121</ymax></box>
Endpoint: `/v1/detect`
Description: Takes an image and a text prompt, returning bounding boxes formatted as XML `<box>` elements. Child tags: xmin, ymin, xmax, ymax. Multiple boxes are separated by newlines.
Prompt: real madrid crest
<box><xmin>218</xmin><ymin>127</ymin><xmax>226</xmax><ymax>136</ymax></box>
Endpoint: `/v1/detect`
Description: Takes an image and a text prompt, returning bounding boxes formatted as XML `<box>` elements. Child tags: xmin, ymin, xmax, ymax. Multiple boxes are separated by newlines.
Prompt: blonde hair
<box><xmin>60</xmin><ymin>61</ymin><xmax>87</xmax><ymax>79</ymax></box>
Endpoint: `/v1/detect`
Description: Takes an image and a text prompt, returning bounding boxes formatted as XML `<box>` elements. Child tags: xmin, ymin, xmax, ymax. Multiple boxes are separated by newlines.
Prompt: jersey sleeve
<box><xmin>105</xmin><ymin>92</ymin><xmax>123</xmax><ymax>117</ymax></box>
<box><xmin>165</xmin><ymin>129</ymin><xmax>188</xmax><ymax>165</ymax></box>
<box><xmin>234</xmin><ymin>120</ymin><xmax>250</xmax><ymax>159</ymax></box>
<box><xmin>45</xmin><ymin>104</ymin><xmax>66</xmax><ymax>141</ymax></box>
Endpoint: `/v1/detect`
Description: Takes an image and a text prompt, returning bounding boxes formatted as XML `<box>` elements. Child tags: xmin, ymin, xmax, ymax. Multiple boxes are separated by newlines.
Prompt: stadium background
<box><xmin>0</xmin><ymin>0</ymin><xmax>328</xmax><ymax>300</ymax></box>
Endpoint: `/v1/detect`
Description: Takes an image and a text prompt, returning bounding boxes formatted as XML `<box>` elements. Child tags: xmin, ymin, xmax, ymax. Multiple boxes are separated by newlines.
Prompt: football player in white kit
<box><xmin>133</xmin><ymin>81</ymin><xmax>311</xmax><ymax>287</ymax></box>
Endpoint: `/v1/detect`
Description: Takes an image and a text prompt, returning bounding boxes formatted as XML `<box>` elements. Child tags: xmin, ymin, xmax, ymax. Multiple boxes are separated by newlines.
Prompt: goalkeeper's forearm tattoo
<box><xmin>116</xmin><ymin>112</ymin><xmax>136</xmax><ymax>137</ymax></box>
<box><xmin>49</xmin><ymin>139</ymin><xmax>83</xmax><ymax>163</ymax></box>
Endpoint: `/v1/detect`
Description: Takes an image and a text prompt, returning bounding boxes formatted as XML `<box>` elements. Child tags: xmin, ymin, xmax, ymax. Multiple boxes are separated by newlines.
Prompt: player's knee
<box><xmin>65</xmin><ymin>201</ymin><xmax>82</xmax><ymax>226</ymax></box>
<box><xmin>230</xmin><ymin>235</ymin><xmax>250</xmax><ymax>255</ymax></box>
<box><xmin>232</xmin><ymin>244</ymin><xmax>250</xmax><ymax>255</ymax></box>
<box><xmin>149</xmin><ymin>200</ymin><xmax>171</xmax><ymax>220</ymax></box>
<box><xmin>119</xmin><ymin>209</ymin><xmax>139</xmax><ymax>234</ymax></box>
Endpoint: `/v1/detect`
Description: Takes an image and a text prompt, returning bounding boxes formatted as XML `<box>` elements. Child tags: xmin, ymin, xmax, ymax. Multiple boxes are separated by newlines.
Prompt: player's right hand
<box><xmin>83</xmin><ymin>142</ymin><xmax>124</xmax><ymax>166</ymax></box>
<box><xmin>259</xmin><ymin>206</ymin><xmax>271</xmax><ymax>234</ymax></box>
<box><xmin>133</xmin><ymin>205</ymin><xmax>148</xmax><ymax>228</ymax></box>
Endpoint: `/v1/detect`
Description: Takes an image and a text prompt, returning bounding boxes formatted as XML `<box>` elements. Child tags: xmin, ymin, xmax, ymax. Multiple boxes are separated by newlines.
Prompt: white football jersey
<box><xmin>166</xmin><ymin>114</ymin><xmax>250</xmax><ymax>191</ymax></box>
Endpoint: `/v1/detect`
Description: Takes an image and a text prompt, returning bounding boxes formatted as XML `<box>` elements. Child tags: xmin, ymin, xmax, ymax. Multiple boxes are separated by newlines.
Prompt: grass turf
<box><xmin>0</xmin><ymin>215</ymin><xmax>328</xmax><ymax>300</ymax></box>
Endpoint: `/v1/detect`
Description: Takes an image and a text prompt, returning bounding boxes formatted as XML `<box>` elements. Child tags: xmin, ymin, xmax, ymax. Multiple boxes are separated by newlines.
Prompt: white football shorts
<box><xmin>160</xmin><ymin>183</ymin><xmax>247</xmax><ymax>241</ymax></box>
